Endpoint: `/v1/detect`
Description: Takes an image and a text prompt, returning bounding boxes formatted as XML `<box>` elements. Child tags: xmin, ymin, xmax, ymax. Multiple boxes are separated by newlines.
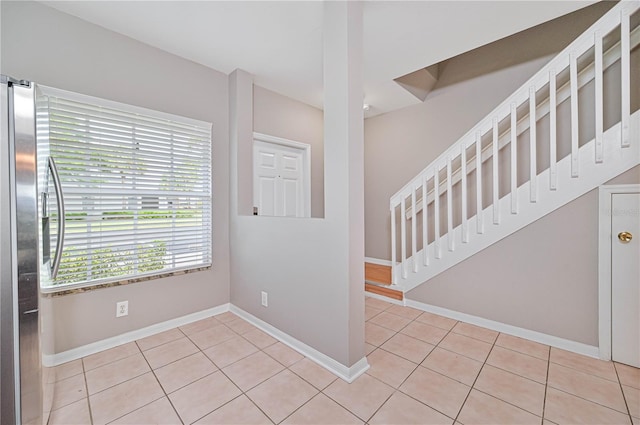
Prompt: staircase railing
<box><xmin>390</xmin><ymin>2</ymin><xmax>640</xmax><ymax>288</ymax></box>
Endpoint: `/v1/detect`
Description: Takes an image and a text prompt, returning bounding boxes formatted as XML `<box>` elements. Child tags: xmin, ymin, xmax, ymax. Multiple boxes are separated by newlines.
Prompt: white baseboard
<box><xmin>365</xmin><ymin>257</ymin><xmax>392</xmax><ymax>267</ymax></box>
<box><xmin>230</xmin><ymin>305</ymin><xmax>369</xmax><ymax>383</ymax></box>
<box><xmin>44</xmin><ymin>304</ymin><xmax>230</xmax><ymax>367</ymax></box>
<box><xmin>405</xmin><ymin>299</ymin><xmax>600</xmax><ymax>359</ymax></box>
<box><xmin>47</xmin><ymin>301</ymin><xmax>370</xmax><ymax>382</ymax></box>
<box><xmin>365</xmin><ymin>291</ymin><xmax>405</xmax><ymax>306</ymax></box>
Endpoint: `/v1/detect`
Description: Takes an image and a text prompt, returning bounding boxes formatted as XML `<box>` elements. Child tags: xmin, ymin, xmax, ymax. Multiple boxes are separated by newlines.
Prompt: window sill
<box><xmin>41</xmin><ymin>266</ymin><xmax>212</xmax><ymax>298</ymax></box>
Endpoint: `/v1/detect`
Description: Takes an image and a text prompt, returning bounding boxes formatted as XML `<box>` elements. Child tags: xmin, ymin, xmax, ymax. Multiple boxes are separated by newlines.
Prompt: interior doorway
<box><xmin>253</xmin><ymin>133</ymin><xmax>311</xmax><ymax>218</ymax></box>
<box><xmin>599</xmin><ymin>184</ymin><xmax>640</xmax><ymax>367</ymax></box>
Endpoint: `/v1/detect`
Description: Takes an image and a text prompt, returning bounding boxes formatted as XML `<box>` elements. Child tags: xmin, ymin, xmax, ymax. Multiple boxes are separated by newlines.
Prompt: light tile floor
<box><xmin>48</xmin><ymin>297</ymin><xmax>640</xmax><ymax>424</ymax></box>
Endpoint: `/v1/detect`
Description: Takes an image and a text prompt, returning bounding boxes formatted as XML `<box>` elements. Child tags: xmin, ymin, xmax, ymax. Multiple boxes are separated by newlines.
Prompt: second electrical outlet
<box><xmin>261</xmin><ymin>291</ymin><xmax>268</xmax><ymax>307</ymax></box>
<box><xmin>116</xmin><ymin>301</ymin><xmax>129</xmax><ymax>317</ymax></box>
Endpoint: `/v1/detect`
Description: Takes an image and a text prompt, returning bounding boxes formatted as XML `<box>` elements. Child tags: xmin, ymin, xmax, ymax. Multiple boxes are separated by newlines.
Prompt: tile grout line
<box><xmin>370</xmin><ymin>305</ymin><xmax>455</xmax><ymax>420</ymax></box>
<box><xmin>47</xmin><ymin>372</ymin><xmax>89</xmax><ymax>414</ymax></box>
<box><xmin>188</xmin><ymin>343</ymin><xmax>275</xmax><ymax>424</ymax></box>
<box><xmin>156</xmin><ymin>354</ymin><xmax>218</xmax><ymax>395</ymax></box>
<box><xmin>365</xmin><ymin>356</ymin><xmax>422</xmax><ymax>422</ymax></box>
<box><xmin>430</xmin><ymin>342</ymin><xmax>486</xmax><ymax>364</ymax></box>
<box><xmin>239</xmin><ymin>347</ymin><xmax>345</xmax><ymax>424</ymax></box>
<box><xmin>375</xmin><ymin>343</ymin><xmax>433</xmax><ymax>367</ymax></box>
<box><xmin>319</xmin><ymin>380</ymin><xmax>388</xmax><ymax>424</ymax></box>
<box><xmin>138</xmin><ymin>335</ymin><xmax>186</xmax><ymax>425</ymax></box>
<box><xmin>102</xmin><ymin>339</ymin><xmax>181</xmax><ymax>425</ymax></box>
<box><xmin>547</xmin><ymin>355</ymin><xmax>621</xmax><ymax>383</ymax></box>
<box><xmin>365</xmin><ymin>317</ymin><xmax>424</xmax><ymax>420</ymax></box>
<box><xmin>278</xmin><ymin>360</ymin><xmax>343</xmax><ymax>423</ymax></box>
<box><xmin>373</xmin><ymin>309</ymin><xmax>551</xmax><ymax>423</ymax></box>
<box><xmin>82</xmin><ymin>358</ymin><xmax>95</xmax><ymax>425</ymax></box>
<box><xmin>190</xmin><ymin>350</ymin><xmax>275</xmax><ymax>424</ymax></box>
<box><xmin>405</xmin><ymin>316</ymin><xmax>464</xmax><ymax>421</ymax></box>
<box><xmin>82</xmin><ymin>342</ymin><xmax>141</xmax><ymax>374</ymax></box>
<box><xmin>364</xmin><ymin>389</ymin><xmax>396</xmax><ymax>423</ymax></box>
<box><xmin>613</xmin><ymin>362</ymin><xmax>636</xmax><ymax>423</ymax></box>
<box><xmin>82</xmin><ymin>346</ymin><xmax>146</xmax><ymax>416</ymax></box>
<box><xmin>352</xmin><ymin>310</ymin><xmax>422</xmax><ymax>422</ymax></box>
<box><xmin>541</xmin><ymin>344</ymin><xmax>551</xmax><ymax>424</ymax></box>
<box><xmin>452</xmin><ymin>332</ymin><xmax>499</xmax><ymax>424</ymax></box>
<box><xmin>465</xmin><ymin>338</ymin><xmax>551</xmax><ymax>420</ymax></box>
<box><xmin>451</xmin><ymin>335</ymin><xmax>549</xmax><ymax>418</ymax></box>
<box><xmin>464</xmin><ymin>346</ymin><xmax>550</xmax><ymax>419</ymax></box>
<box><xmin>546</xmin><ymin>353</ymin><xmax>635</xmax><ymax>415</ymax></box>
<box><xmin>188</xmin><ymin>313</ymin><xmax>311</xmax><ymax>424</ymax></box>
<box><xmin>87</xmin><ymin>354</ymin><xmax>154</xmax><ymax>395</ymax></box>
<box><xmin>258</xmin><ymin>354</ymin><xmax>321</xmax><ymax>424</ymax></box>
<box><xmin>545</xmin><ymin>385</ymin><xmax>634</xmax><ymax>418</ymax></box>
<box><xmin>391</xmin><ymin>388</ymin><xmax>456</xmax><ymax>422</ymax></box>
<box><xmin>163</xmin><ymin>316</ymin><xmax>274</xmax><ymax>424</ymax></box>
<box><xmin>278</xmin><ymin>393</ymin><xmax>315</xmax><ymax>424</ymax></box>
<box><xmin>478</xmin><ymin>343</ymin><xmax>549</xmax><ymax>382</ymax></box>
<box><xmin>88</xmin><ymin>323</ymin><xmax>235</xmax><ymax>424</ymax></box>
<box><xmin>469</xmin><ymin>386</ymin><xmax>545</xmax><ymax>420</ymax></box>
<box><xmin>316</xmin><ymin>392</ymin><xmax>361</xmax><ymax>423</ymax></box>
<box><xmin>224</xmin><ymin>356</ymin><xmax>282</xmax><ymax>424</ymax></box>
<box><xmin>368</xmin><ymin>312</ymin><xmax>459</xmax><ymax>422</ymax></box>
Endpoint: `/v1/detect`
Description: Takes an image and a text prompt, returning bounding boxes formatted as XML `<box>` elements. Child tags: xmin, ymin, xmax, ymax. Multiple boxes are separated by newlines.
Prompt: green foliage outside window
<box><xmin>56</xmin><ymin>240</ymin><xmax>167</xmax><ymax>285</ymax></box>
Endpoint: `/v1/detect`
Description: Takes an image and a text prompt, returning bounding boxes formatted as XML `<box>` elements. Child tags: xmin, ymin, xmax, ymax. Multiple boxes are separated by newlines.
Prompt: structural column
<box><xmin>323</xmin><ymin>1</ymin><xmax>365</xmax><ymax>367</ymax></box>
<box><xmin>228</xmin><ymin>69</ymin><xmax>254</xmax><ymax>218</ymax></box>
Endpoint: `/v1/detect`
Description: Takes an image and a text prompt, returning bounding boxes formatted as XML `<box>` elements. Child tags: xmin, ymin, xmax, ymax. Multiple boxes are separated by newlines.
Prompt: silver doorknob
<box><xmin>618</xmin><ymin>232</ymin><xmax>633</xmax><ymax>243</ymax></box>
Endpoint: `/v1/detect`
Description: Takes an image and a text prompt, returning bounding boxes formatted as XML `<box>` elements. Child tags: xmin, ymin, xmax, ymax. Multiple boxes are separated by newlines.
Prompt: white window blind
<box><xmin>36</xmin><ymin>86</ymin><xmax>212</xmax><ymax>289</ymax></box>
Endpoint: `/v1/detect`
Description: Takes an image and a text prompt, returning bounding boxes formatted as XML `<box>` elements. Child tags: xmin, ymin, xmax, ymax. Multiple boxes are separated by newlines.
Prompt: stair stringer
<box><xmin>394</xmin><ymin>110</ymin><xmax>640</xmax><ymax>293</ymax></box>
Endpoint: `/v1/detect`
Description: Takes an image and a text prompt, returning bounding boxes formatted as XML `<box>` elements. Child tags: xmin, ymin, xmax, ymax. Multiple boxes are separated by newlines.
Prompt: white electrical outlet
<box><xmin>116</xmin><ymin>301</ymin><xmax>129</xmax><ymax>317</ymax></box>
<box><xmin>261</xmin><ymin>291</ymin><xmax>268</xmax><ymax>307</ymax></box>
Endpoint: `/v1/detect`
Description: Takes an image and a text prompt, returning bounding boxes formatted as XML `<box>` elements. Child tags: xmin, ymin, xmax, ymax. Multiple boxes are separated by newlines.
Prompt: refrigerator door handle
<box><xmin>48</xmin><ymin>156</ymin><xmax>65</xmax><ymax>280</ymax></box>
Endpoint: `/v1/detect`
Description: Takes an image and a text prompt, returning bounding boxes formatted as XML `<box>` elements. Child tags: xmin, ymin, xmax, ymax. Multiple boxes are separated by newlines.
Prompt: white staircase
<box><xmin>390</xmin><ymin>2</ymin><xmax>640</xmax><ymax>293</ymax></box>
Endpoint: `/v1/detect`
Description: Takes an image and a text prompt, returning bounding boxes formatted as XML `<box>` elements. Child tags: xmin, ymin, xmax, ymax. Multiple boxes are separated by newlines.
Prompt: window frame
<box><xmin>36</xmin><ymin>85</ymin><xmax>213</xmax><ymax>294</ymax></box>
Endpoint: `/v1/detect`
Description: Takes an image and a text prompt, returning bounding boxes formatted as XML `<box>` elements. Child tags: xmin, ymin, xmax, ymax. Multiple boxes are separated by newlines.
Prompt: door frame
<box><xmin>598</xmin><ymin>183</ymin><xmax>640</xmax><ymax>360</ymax></box>
<box><xmin>253</xmin><ymin>132</ymin><xmax>311</xmax><ymax>218</ymax></box>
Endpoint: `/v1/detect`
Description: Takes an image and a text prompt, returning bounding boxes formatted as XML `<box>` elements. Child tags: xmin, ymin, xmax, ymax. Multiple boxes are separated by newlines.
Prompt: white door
<box><xmin>611</xmin><ymin>192</ymin><xmax>640</xmax><ymax>368</ymax></box>
<box><xmin>253</xmin><ymin>139</ymin><xmax>309</xmax><ymax>217</ymax></box>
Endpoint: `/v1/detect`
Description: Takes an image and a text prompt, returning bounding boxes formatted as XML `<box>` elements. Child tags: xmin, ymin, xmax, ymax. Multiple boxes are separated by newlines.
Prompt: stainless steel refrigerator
<box><xmin>1</xmin><ymin>75</ymin><xmax>55</xmax><ymax>425</ymax></box>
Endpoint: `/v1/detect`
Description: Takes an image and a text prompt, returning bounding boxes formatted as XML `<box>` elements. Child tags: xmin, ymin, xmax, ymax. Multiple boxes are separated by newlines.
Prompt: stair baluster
<box><xmin>461</xmin><ymin>143</ymin><xmax>469</xmax><ymax>242</ymax></box>
<box><xmin>475</xmin><ymin>131</ymin><xmax>484</xmax><ymax>234</ymax></box>
<box><xmin>570</xmin><ymin>52</ymin><xmax>580</xmax><ymax>178</ymax></box>
<box><xmin>549</xmin><ymin>70</ymin><xmax>557</xmax><ymax>191</ymax></box>
<box><xmin>621</xmin><ymin>9</ymin><xmax>631</xmax><ymax>148</ymax></box>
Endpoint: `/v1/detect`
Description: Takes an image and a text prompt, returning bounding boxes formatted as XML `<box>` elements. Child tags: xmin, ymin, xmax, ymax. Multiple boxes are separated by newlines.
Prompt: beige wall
<box><xmin>253</xmin><ymin>86</ymin><xmax>325</xmax><ymax>217</ymax></box>
<box><xmin>364</xmin><ymin>2</ymin><xmax>614</xmax><ymax>261</ymax></box>
<box><xmin>1</xmin><ymin>1</ymin><xmax>231</xmax><ymax>352</ymax></box>
<box><xmin>407</xmin><ymin>166</ymin><xmax>640</xmax><ymax>346</ymax></box>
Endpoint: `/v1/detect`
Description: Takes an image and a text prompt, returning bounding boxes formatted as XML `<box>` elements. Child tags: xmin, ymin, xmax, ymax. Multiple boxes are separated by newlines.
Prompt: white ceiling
<box><xmin>42</xmin><ymin>1</ymin><xmax>595</xmax><ymax>117</ymax></box>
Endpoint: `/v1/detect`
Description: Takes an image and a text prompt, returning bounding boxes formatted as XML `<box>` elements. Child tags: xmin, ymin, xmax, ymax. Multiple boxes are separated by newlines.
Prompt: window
<box><xmin>37</xmin><ymin>86</ymin><xmax>212</xmax><ymax>291</ymax></box>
